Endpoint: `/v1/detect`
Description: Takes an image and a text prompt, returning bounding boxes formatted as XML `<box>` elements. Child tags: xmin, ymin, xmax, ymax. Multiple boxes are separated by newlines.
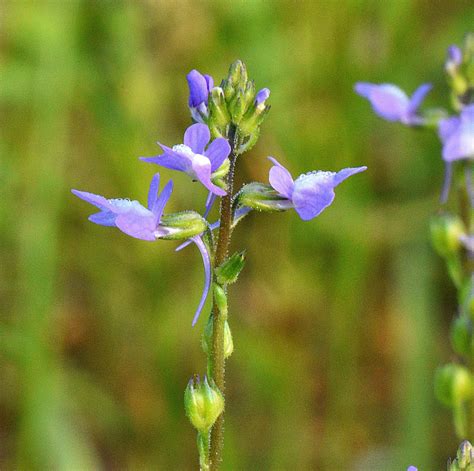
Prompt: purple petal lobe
<box><xmin>184</xmin><ymin>123</ymin><xmax>211</xmax><ymax>155</ymax></box>
<box><xmin>268</xmin><ymin>157</ymin><xmax>294</xmax><ymax>198</ymax></box>
<box><xmin>88</xmin><ymin>211</ymin><xmax>117</xmax><ymax>226</ymax></box>
<box><xmin>192</xmin><ymin>154</ymin><xmax>227</xmax><ymax>196</ymax></box>
<box><xmin>114</xmin><ymin>205</ymin><xmax>157</xmax><ymax>241</ymax></box>
<box><xmin>204</xmin><ymin>137</ymin><xmax>231</xmax><ymax>171</ymax></box>
<box><xmin>255</xmin><ymin>88</ymin><xmax>270</xmax><ymax>105</ymax></box>
<box><xmin>292</xmin><ymin>172</ymin><xmax>336</xmax><ymax>220</ymax></box>
<box><xmin>187</xmin><ymin>70</ymin><xmax>209</xmax><ymax>107</ymax></box>
<box><xmin>447</xmin><ymin>45</ymin><xmax>462</xmax><ymax>65</ymax></box>
<box><xmin>438</xmin><ymin>116</ymin><xmax>461</xmax><ymax>142</ymax></box>
<box><xmin>152</xmin><ymin>180</ymin><xmax>173</xmax><ymax>221</ymax></box>
<box><xmin>140</xmin><ymin>151</ymin><xmax>189</xmax><ymax>172</ymax></box>
<box><xmin>441</xmin><ymin>105</ymin><xmax>474</xmax><ymax>161</ymax></box>
<box><xmin>190</xmin><ymin>236</ymin><xmax>211</xmax><ymax>326</ymax></box>
<box><xmin>204</xmin><ymin>74</ymin><xmax>214</xmax><ymax>91</ymax></box>
<box><xmin>72</xmin><ymin>189</ymin><xmax>112</xmax><ymax>212</ymax></box>
<box><xmin>333</xmin><ymin>166</ymin><xmax>367</xmax><ymax>186</ymax></box>
<box><xmin>355</xmin><ymin>82</ymin><xmax>410</xmax><ymax>121</ymax></box>
<box><xmin>147</xmin><ymin>173</ymin><xmax>160</xmax><ymax>210</ymax></box>
<box><xmin>408</xmin><ymin>83</ymin><xmax>432</xmax><ymax>114</ymax></box>
<box><xmin>203</xmin><ymin>191</ymin><xmax>217</xmax><ymax>218</ymax></box>
<box><xmin>407</xmin><ymin>467</ymin><xmax>417</xmax><ymax>471</ymax></box>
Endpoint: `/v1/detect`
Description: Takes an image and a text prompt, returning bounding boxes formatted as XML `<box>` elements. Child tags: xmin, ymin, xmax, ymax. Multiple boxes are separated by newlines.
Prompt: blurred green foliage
<box><xmin>1</xmin><ymin>0</ymin><xmax>474</xmax><ymax>469</ymax></box>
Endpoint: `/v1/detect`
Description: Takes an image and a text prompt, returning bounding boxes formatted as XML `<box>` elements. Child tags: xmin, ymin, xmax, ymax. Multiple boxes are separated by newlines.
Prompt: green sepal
<box><xmin>211</xmin><ymin>158</ymin><xmax>230</xmax><ymax>180</ymax></box>
<box><xmin>208</xmin><ymin>86</ymin><xmax>231</xmax><ymax>138</ymax></box>
<box><xmin>160</xmin><ymin>211</ymin><xmax>207</xmax><ymax>240</ymax></box>
<box><xmin>215</xmin><ymin>251</ymin><xmax>246</xmax><ymax>285</ymax></box>
<box><xmin>430</xmin><ymin>213</ymin><xmax>464</xmax><ymax>258</ymax></box>
<box><xmin>237</xmin><ymin>182</ymin><xmax>293</xmax><ymax>212</ymax></box>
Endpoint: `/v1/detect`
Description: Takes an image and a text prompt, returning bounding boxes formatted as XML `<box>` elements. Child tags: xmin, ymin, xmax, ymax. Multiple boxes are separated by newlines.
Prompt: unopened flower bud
<box><xmin>202</xmin><ymin>316</ymin><xmax>234</xmax><ymax>359</ymax></box>
<box><xmin>237</xmin><ymin>182</ymin><xmax>293</xmax><ymax>212</ymax></box>
<box><xmin>430</xmin><ymin>214</ymin><xmax>464</xmax><ymax>258</ymax></box>
<box><xmin>160</xmin><ymin>211</ymin><xmax>207</xmax><ymax>240</ymax></box>
<box><xmin>184</xmin><ymin>375</ymin><xmax>224</xmax><ymax>433</ymax></box>
<box><xmin>451</xmin><ymin>315</ymin><xmax>472</xmax><ymax>356</ymax></box>
<box><xmin>223</xmin><ymin>60</ymin><xmax>248</xmax><ymax>102</ymax></box>
<box><xmin>448</xmin><ymin>441</ymin><xmax>474</xmax><ymax>470</ymax></box>
<box><xmin>208</xmin><ymin>87</ymin><xmax>231</xmax><ymax>137</ymax></box>
<box><xmin>435</xmin><ymin>363</ymin><xmax>473</xmax><ymax>408</ymax></box>
<box><xmin>215</xmin><ymin>251</ymin><xmax>246</xmax><ymax>285</ymax></box>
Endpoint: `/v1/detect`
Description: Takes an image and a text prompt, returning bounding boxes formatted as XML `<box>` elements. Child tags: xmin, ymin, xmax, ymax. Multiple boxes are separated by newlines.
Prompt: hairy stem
<box><xmin>208</xmin><ymin>124</ymin><xmax>238</xmax><ymax>470</ymax></box>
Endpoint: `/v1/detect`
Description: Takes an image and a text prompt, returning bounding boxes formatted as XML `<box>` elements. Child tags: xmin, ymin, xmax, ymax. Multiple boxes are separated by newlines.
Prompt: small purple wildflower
<box><xmin>141</xmin><ymin>123</ymin><xmax>231</xmax><ymax>197</ymax></box>
<box><xmin>355</xmin><ymin>82</ymin><xmax>432</xmax><ymax>125</ymax></box>
<box><xmin>72</xmin><ymin>174</ymin><xmax>212</xmax><ymax>325</ymax></box>
<box><xmin>267</xmin><ymin>157</ymin><xmax>367</xmax><ymax>220</ymax></box>
<box><xmin>438</xmin><ymin>104</ymin><xmax>474</xmax><ymax>162</ymax></box>
<box><xmin>187</xmin><ymin>69</ymin><xmax>214</xmax><ymax>123</ymax></box>
<box><xmin>72</xmin><ymin>173</ymin><xmax>173</xmax><ymax>241</ymax></box>
<box><xmin>407</xmin><ymin>467</ymin><xmax>417</xmax><ymax>471</ymax></box>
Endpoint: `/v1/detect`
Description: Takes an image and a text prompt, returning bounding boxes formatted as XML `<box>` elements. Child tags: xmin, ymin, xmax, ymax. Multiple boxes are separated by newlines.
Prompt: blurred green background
<box><xmin>2</xmin><ymin>0</ymin><xmax>474</xmax><ymax>469</ymax></box>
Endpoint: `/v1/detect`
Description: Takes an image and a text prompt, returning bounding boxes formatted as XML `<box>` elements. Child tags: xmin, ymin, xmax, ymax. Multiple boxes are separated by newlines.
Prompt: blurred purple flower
<box><xmin>355</xmin><ymin>82</ymin><xmax>432</xmax><ymax>125</ymax></box>
<box><xmin>407</xmin><ymin>467</ymin><xmax>417</xmax><ymax>471</ymax></box>
<box><xmin>141</xmin><ymin>123</ymin><xmax>230</xmax><ymax>196</ymax></box>
<box><xmin>446</xmin><ymin>45</ymin><xmax>463</xmax><ymax>69</ymax></box>
<box><xmin>72</xmin><ymin>174</ymin><xmax>211</xmax><ymax>325</ymax></box>
<box><xmin>72</xmin><ymin>173</ymin><xmax>173</xmax><ymax>241</ymax></box>
<box><xmin>438</xmin><ymin>104</ymin><xmax>474</xmax><ymax>162</ymax></box>
<box><xmin>187</xmin><ymin>69</ymin><xmax>214</xmax><ymax>123</ymax></box>
<box><xmin>267</xmin><ymin>157</ymin><xmax>367</xmax><ymax>220</ymax></box>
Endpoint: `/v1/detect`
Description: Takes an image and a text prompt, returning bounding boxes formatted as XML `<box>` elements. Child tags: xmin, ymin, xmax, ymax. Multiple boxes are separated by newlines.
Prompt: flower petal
<box><xmin>292</xmin><ymin>172</ymin><xmax>336</xmax><ymax>220</ymax></box>
<box><xmin>333</xmin><ymin>166</ymin><xmax>367</xmax><ymax>186</ymax></box>
<box><xmin>255</xmin><ymin>88</ymin><xmax>270</xmax><ymax>105</ymax></box>
<box><xmin>152</xmin><ymin>179</ymin><xmax>173</xmax><ymax>221</ymax></box>
<box><xmin>88</xmin><ymin>211</ymin><xmax>117</xmax><ymax>226</ymax></box>
<box><xmin>204</xmin><ymin>74</ymin><xmax>214</xmax><ymax>91</ymax></box>
<box><xmin>268</xmin><ymin>157</ymin><xmax>294</xmax><ymax>198</ymax></box>
<box><xmin>408</xmin><ymin>83</ymin><xmax>432</xmax><ymax>114</ymax></box>
<box><xmin>203</xmin><ymin>191</ymin><xmax>217</xmax><ymax>218</ymax></box>
<box><xmin>204</xmin><ymin>137</ymin><xmax>231</xmax><ymax>171</ymax></box>
<box><xmin>190</xmin><ymin>236</ymin><xmax>211</xmax><ymax>326</ymax></box>
<box><xmin>438</xmin><ymin>116</ymin><xmax>461</xmax><ymax>142</ymax></box>
<box><xmin>442</xmin><ymin>129</ymin><xmax>474</xmax><ymax>161</ymax></box>
<box><xmin>147</xmin><ymin>173</ymin><xmax>160</xmax><ymax>210</ymax></box>
<box><xmin>192</xmin><ymin>154</ymin><xmax>227</xmax><ymax>196</ymax></box>
<box><xmin>184</xmin><ymin>123</ymin><xmax>211</xmax><ymax>155</ymax></box>
<box><xmin>72</xmin><ymin>189</ymin><xmax>113</xmax><ymax>212</ymax></box>
<box><xmin>140</xmin><ymin>150</ymin><xmax>189</xmax><ymax>172</ymax></box>
<box><xmin>114</xmin><ymin>205</ymin><xmax>157</xmax><ymax>241</ymax></box>
<box><xmin>355</xmin><ymin>82</ymin><xmax>410</xmax><ymax>122</ymax></box>
<box><xmin>187</xmin><ymin>70</ymin><xmax>209</xmax><ymax>107</ymax></box>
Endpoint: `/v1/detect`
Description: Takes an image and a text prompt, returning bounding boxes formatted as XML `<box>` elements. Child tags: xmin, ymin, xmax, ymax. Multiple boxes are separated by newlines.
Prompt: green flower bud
<box><xmin>435</xmin><ymin>363</ymin><xmax>473</xmax><ymax>408</ymax></box>
<box><xmin>202</xmin><ymin>316</ymin><xmax>233</xmax><ymax>359</ymax></box>
<box><xmin>215</xmin><ymin>251</ymin><xmax>246</xmax><ymax>285</ymax></box>
<box><xmin>451</xmin><ymin>316</ymin><xmax>473</xmax><ymax>356</ymax></box>
<box><xmin>237</xmin><ymin>182</ymin><xmax>293</xmax><ymax>212</ymax></box>
<box><xmin>223</xmin><ymin>60</ymin><xmax>248</xmax><ymax>102</ymax></box>
<box><xmin>208</xmin><ymin>87</ymin><xmax>231</xmax><ymax>137</ymax></box>
<box><xmin>430</xmin><ymin>214</ymin><xmax>464</xmax><ymax>258</ymax></box>
<box><xmin>448</xmin><ymin>441</ymin><xmax>474</xmax><ymax>471</ymax></box>
<box><xmin>184</xmin><ymin>375</ymin><xmax>224</xmax><ymax>433</ymax></box>
<box><xmin>160</xmin><ymin>211</ymin><xmax>207</xmax><ymax>240</ymax></box>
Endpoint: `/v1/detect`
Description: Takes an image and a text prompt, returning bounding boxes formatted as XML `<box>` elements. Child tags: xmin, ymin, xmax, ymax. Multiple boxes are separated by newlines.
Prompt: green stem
<box><xmin>198</xmin><ymin>431</ymin><xmax>211</xmax><ymax>471</ymax></box>
<box><xmin>208</xmin><ymin>124</ymin><xmax>238</xmax><ymax>470</ymax></box>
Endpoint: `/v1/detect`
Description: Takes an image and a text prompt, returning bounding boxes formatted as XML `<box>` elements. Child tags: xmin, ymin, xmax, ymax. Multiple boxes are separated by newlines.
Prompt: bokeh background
<box><xmin>2</xmin><ymin>0</ymin><xmax>474</xmax><ymax>469</ymax></box>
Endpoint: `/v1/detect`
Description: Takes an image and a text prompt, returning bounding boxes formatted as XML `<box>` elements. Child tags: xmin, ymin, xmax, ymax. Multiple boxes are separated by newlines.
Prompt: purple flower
<box><xmin>355</xmin><ymin>82</ymin><xmax>432</xmax><ymax>125</ymax></box>
<box><xmin>407</xmin><ymin>467</ymin><xmax>417</xmax><ymax>471</ymax></box>
<box><xmin>438</xmin><ymin>104</ymin><xmax>474</xmax><ymax>162</ymax></box>
<box><xmin>141</xmin><ymin>123</ymin><xmax>231</xmax><ymax>197</ymax></box>
<box><xmin>72</xmin><ymin>174</ymin><xmax>212</xmax><ymax>325</ymax></box>
<box><xmin>72</xmin><ymin>173</ymin><xmax>173</xmax><ymax>241</ymax></box>
<box><xmin>446</xmin><ymin>45</ymin><xmax>463</xmax><ymax>69</ymax></box>
<box><xmin>187</xmin><ymin>69</ymin><xmax>214</xmax><ymax>123</ymax></box>
<box><xmin>267</xmin><ymin>158</ymin><xmax>367</xmax><ymax>220</ymax></box>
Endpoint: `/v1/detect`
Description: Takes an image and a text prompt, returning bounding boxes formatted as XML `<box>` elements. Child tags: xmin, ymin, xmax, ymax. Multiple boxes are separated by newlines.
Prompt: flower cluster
<box><xmin>73</xmin><ymin>61</ymin><xmax>367</xmax><ymax>325</ymax></box>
